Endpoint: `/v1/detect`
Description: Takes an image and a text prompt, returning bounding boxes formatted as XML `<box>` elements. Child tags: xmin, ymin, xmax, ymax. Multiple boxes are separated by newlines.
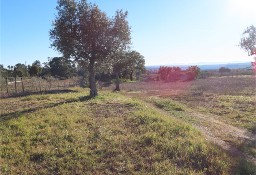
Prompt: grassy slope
<box><xmin>0</xmin><ymin>88</ymin><xmax>231</xmax><ymax>174</ymax></box>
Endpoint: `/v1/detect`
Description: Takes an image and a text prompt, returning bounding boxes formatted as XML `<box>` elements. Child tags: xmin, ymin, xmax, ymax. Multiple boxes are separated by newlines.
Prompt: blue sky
<box><xmin>1</xmin><ymin>0</ymin><xmax>256</xmax><ymax>67</ymax></box>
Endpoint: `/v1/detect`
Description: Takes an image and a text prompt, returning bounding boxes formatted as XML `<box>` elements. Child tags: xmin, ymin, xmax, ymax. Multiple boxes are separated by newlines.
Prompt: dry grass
<box><xmin>0</xmin><ymin>77</ymin><xmax>79</xmax><ymax>98</ymax></box>
<box><xmin>113</xmin><ymin>76</ymin><xmax>256</xmax><ymax>172</ymax></box>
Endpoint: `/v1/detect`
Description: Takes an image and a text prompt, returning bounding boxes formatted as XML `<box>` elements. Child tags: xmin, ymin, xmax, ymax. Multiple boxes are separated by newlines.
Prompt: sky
<box><xmin>1</xmin><ymin>0</ymin><xmax>256</xmax><ymax>67</ymax></box>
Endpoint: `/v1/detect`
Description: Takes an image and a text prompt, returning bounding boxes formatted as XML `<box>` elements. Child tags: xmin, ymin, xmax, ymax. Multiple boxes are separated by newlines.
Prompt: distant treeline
<box><xmin>0</xmin><ymin>58</ymin><xmax>78</xmax><ymax>79</ymax></box>
<box><xmin>0</xmin><ymin>53</ymin><xmax>146</xmax><ymax>84</ymax></box>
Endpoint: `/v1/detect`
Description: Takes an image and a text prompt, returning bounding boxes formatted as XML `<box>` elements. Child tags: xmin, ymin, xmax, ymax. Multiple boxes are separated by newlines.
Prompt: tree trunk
<box><xmin>89</xmin><ymin>58</ymin><xmax>98</xmax><ymax>97</ymax></box>
<box><xmin>115</xmin><ymin>72</ymin><xmax>120</xmax><ymax>91</ymax></box>
<box><xmin>130</xmin><ymin>70</ymin><xmax>133</xmax><ymax>81</ymax></box>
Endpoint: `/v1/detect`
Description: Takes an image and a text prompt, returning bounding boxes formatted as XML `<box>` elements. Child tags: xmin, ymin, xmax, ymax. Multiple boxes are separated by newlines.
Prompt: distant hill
<box><xmin>146</xmin><ymin>62</ymin><xmax>252</xmax><ymax>71</ymax></box>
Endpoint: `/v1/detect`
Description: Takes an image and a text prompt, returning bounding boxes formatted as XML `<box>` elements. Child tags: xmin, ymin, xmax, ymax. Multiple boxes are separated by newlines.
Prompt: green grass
<box><xmin>0</xmin><ymin>88</ymin><xmax>232</xmax><ymax>174</ymax></box>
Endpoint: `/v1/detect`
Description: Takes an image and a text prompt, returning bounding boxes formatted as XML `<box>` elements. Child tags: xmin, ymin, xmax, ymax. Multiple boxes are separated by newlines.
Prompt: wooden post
<box><xmin>15</xmin><ymin>76</ymin><xmax>17</xmax><ymax>93</ymax></box>
<box><xmin>6</xmin><ymin>78</ymin><xmax>9</xmax><ymax>94</ymax></box>
<box><xmin>0</xmin><ymin>79</ymin><xmax>2</xmax><ymax>92</ymax></box>
<box><xmin>39</xmin><ymin>80</ymin><xmax>42</xmax><ymax>92</ymax></box>
<box><xmin>21</xmin><ymin>77</ymin><xmax>25</xmax><ymax>93</ymax></box>
<box><xmin>48</xmin><ymin>82</ymin><xmax>50</xmax><ymax>91</ymax></box>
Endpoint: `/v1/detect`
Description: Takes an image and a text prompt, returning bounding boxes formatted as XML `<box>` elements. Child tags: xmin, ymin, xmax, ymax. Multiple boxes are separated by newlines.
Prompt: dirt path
<box><xmin>124</xmin><ymin>89</ymin><xmax>256</xmax><ymax>165</ymax></box>
<box><xmin>187</xmin><ymin>111</ymin><xmax>256</xmax><ymax>165</ymax></box>
<box><xmin>143</xmin><ymin>100</ymin><xmax>256</xmax><ymax>165</ymax></box>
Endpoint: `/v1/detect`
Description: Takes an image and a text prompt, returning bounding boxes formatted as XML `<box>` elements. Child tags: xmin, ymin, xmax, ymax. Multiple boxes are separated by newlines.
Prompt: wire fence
<box><xmin>0</xmin><ymin>77</ymin><xmax>80</xmax><ymax>98</ymax></box>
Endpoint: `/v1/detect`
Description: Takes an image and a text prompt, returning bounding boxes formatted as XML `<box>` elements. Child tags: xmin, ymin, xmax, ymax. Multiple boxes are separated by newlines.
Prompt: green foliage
<box><xmin>14</xmin><ymin>63</ymin><xmax>29</xmax><ymax>77</ymax></box>
<box><xmin>111</xmin><ymin>50</ymin><xmax>145</xmax><ymax>90</ymax></box>
<box><xmin>28</xmin><ymin>60</ymin><xmax>42</xmax><ymax>77</ymax></box>
<box><xmin>49</xmin><ymin>57</ymin><xmax>76</xmax><ymax>79</ymax></box>
<box><xmin>124</xmin><ymin>50</ymin><xmax>145</xmax><ymax>81</ymax></box>
<box><xmin>0</xmin><ymin>64</ymin><xmax>8</xmax><ymax>78</ymax></box>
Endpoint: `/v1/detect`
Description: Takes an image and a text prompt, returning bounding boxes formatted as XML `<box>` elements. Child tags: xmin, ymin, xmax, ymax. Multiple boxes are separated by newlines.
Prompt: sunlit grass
<box><xmin>0</xmin><ymin>88</ymin><xmax>232</xmax><ymax>174</ymax></box>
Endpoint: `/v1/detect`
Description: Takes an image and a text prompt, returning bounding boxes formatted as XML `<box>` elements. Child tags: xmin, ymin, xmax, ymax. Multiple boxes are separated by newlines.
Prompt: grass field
<box><xmin>0</xmin><ymin>88</ymin><xmax>232</xmax><ymax>174</ymax></box>
<box><xmin>107</xmin><ymin>76</ymin><xmax>256</xmax><ymax>172</ymax></box>
<box><xmin>1</xmin><ymin>76</ymin><xmax>256</xmax><ymax>174</ymax></box>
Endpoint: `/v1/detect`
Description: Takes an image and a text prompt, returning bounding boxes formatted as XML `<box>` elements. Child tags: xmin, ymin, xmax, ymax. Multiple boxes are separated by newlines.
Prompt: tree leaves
<box><xmin>240</xmin><ymin>25</ymin><xmax>256</xmax><ymax>56</ymax></box>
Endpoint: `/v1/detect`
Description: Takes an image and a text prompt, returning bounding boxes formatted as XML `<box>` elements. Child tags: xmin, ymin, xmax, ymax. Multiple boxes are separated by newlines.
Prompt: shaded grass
<box><xmin>0</xmin><ymin>88</ymin><xmax>231</xmax><ymax>174</ymax></box>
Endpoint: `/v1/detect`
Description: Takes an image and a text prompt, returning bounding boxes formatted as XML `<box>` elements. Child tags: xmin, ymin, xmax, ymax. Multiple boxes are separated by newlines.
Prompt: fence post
<box><xmin>39</xmin><ymin>80</ymin><xmax>42</xmax><ymax>92</ymax></box>
<box><xmin>6</xmin><ymin>77</ymin><xmax>9</xmax><ymax>94</ymax></box>
<box><xmin>15</xmin><ymin>76</ymin><xmax>17</xmax><ymax>93</ymax></box>
<box><xmin>21</xmin><ymin>77</ymin><xmax>25</xmax><ymax>93</ymax></box>
<box><xmin>1</xmin><ymin>78</ymin><xmax>2</xmax><ymax>92</ymax></box>
<box><xmin>49</xmin><ymin>81</ymin><xmax>52</xmax><ymax>90</ymax></box>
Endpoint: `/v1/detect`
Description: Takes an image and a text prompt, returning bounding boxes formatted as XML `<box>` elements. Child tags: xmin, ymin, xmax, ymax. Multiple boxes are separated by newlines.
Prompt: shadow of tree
<box><xmin>1</xmin><ymin>89</ymin><xmax>79</xmax><ymax>99</ymax></box>
<box><xmin>0</xmin><ymin>95</ymin><xmax>93</xmax><ymax>122</ymax></box>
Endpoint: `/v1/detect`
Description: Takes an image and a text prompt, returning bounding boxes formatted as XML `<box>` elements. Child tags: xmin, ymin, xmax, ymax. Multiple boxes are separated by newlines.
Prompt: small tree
<box><xmin>0</xmin><ymin>65</ymin><xmax>8</xmax><ymax>78</ymax></box>
<box><xmin>219</xmin><ymin>67</ymin><xmax>231</xmax><ymax>74</ymax></box>
<box><xmin>14</xmin><ymin>63</ymin><xmax>29</xmax><ymax>77</ymax></box>
<box><xmin>28</xmin><ymin>60</ymin><xmax>42</xmax><ymax>77</ymax></box>
<box><xmin>125</xmin><ymin>51</ymin><xmax>145</xmax><ymax>81</ymax></box>
<box><xmin>185</xmin><ymin>66</ymin><xmax>200</xmax><ymax>81</ymax></box>
<box><xmin>240</xmin><ymin>25</ymin><xmax>256</xmax><ymax>73</ymax></box>
<box><xmin>240</xmin><ymin>25</ymin><xmax>256</xmax><ymax>56</ymax></box>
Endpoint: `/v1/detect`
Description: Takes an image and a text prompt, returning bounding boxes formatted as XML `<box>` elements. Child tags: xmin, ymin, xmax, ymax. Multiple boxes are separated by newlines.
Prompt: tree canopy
<box><xmin>49</xmin><ymin>57</ymin><xmax>76</xmax><ymax>78</ymax></box>
<box><xmin>50</xmin><ymin>0</ymin><xmax>131</xmax><ymax>97</ymax></box>
<box><xmin>240</xmin><ymin>25</ymin><xmax>256</xmax><ymax>56</ymax></box>
<box><xmin>28</xmin><ymin>60</ymin><xmax>42</xmax><ymax>77</ymax></box>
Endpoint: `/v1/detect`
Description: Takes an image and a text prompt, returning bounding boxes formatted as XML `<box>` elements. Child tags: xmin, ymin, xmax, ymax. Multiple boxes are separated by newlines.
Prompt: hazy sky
<box><xmin>1</xmin><ymin>0</ymin><xmax>256</xmax><ymax>67</ymax></box>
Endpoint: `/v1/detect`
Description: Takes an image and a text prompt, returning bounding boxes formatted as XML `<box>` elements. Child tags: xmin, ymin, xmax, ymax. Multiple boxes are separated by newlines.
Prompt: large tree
<box><xmin>240</xmin><ymin>25</ymin><xmax>256</xmax><ymax>56</ymax></box>
<box><xmin>50</xmin><ymin>0</ymin><xmax>131</xmax><ymax>97</ymax></box>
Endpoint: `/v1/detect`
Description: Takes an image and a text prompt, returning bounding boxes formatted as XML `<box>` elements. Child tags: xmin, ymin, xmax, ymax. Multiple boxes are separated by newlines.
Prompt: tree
<box><xmin>125</xmin><ymin>51</ymin><xmax>145</xmax><ymax>81</ymax></box>
<box><xmin>158</xmin><ymin>66</ymin><xmax>181</xmax><ymax>81</ymax></box>
<box><xmin>219</xmin><ymin>67</ymin><xmax>231</xmax><ymax>74</ymax></box>
<box><xmin>240</xmin><ymin>25</ymin><xmax>256</xmax><ymax>56</ymax></box>
<box><xmin>184</xmin><ymin>66</ymin><xmax>200</xmax><ymax>81</ymax></box>
<box><xmin>112</xmin><ymin>51</ymin><xmax>127</xmax><ymax>91</ymax></box>
<box><xmin>40</xmin><ymin>62</ymin><xmax>51</xmax><ymax>77</ymax></box>
<box><xmin>14</xmin><ymin>63</ymin><xmax>29</xmax><ymax>77</ymax></box>
<box><xmin>50</xmin><ymin>0</ymin><xmax>131</xmax><ymax>97</ymax></box>
<box><xmin>49</xmin><ymin>57</ymin><xmax>75</xmax><ymax>79</ymax></box>
<box><xmin>28</xmin><ymin>60</ymin><xmax>42</xmax><ymax>77</ymax></box>
<box><xmin>0</xmin><ymin>65</ymin><xmax>8</xmax><ymax>78</ymax></box>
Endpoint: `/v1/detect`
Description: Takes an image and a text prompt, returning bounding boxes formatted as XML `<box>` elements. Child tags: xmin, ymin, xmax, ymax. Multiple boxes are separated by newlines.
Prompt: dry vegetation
<box><xmin>0</xmin><ymin>77</ymin><xmax>79</xmax><ymax>98</ymax></box>
<box><xmin>115</xmin><ymin>75</ymin><xmax>256</xmax><ymax>171</ymax></box>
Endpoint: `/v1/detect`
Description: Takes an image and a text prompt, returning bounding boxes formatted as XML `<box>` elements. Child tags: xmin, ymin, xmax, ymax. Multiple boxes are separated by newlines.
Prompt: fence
<box><xmin>0</xmin><ymin>77</ymin><xmax>80</xmax><ymax>98</ymax></box>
